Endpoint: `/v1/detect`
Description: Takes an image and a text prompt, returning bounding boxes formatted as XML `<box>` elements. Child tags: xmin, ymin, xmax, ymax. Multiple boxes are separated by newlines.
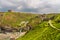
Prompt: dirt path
<box><xmin>15</xmin><ymin>32</ymin><xmax>26</xmax><ymax>39</ymax></box>
<box><xmin>0</xmin><ymin>32</ymin><xmax>26</xmax><ymax>40</ymax></box>
<box><xmin>0</xmin><ymin>21</ymin><xmax>28</xmax><ymax>40</ymax></box>
<box><xmin>48</xmin><ymin>20</ymin><xmax>60</xmax><ymax>31</ymax></box>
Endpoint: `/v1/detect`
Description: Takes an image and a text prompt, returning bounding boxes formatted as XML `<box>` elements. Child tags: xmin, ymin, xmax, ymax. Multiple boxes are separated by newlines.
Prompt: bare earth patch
<box><xmin>0</xmin><ymin>32</ymin><xmax>26</xmax><ymax>40</ymax></box>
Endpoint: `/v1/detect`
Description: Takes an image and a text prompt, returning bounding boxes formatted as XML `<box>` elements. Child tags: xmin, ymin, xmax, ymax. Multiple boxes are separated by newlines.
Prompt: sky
<box><xmin>0</xmin><ymin>0</ymin><xmax>60</xmax><ymax>13</ymax></box>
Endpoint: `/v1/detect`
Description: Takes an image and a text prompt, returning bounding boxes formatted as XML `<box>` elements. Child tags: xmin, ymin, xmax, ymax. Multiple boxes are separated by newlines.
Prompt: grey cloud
<box><xmin>0</xmin><ymin>0</ymin><xmax>60</xmax><ymax>13</ymax></box>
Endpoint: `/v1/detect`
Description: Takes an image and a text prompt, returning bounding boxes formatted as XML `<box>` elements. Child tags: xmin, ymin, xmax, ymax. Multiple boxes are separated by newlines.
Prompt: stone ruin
<box><xmin>8</xmin><ymin>10</ymin><xmax>14</xmax><ymax>12</ymax></box>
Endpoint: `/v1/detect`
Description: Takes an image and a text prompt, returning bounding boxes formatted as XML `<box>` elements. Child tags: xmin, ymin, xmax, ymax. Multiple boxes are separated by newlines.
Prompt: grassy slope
<box><xmin>0</xmin><ymin>12</ymin><xmax>60</xmax><ymax>40</ymax></box>
<box><xmin>17</xmin><ymin>14</ymin><xmax>60</xmax><ymax>40</ymax></box>
<box><xmin>0</xmin><ymin>12</ymin><xmax>38</xmax><ymax>27</ymax></box>
<box><xmin>17</xmin><ymin>21</ymin><xmax>60</xmax><ymax>40</ymax></box>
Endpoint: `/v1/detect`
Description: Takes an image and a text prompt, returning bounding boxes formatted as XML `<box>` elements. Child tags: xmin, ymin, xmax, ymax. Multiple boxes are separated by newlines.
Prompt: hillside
<box><xmin>0</xmin><ymin>12</ymin><xmax>38</xmax><ymax>27</ymax></box>
<box><xmin>17</xmin><ymin>21</ymin><xmax>60</xmax><ymax>40</ymax></box>
<box><xmin>0</xmin><ymin>12</ymin><xmax>60</xmax><ymax>40</ymax></box>
<box><xmin>16</xmin><ymin>13</ymin><xmax>60</xmax><ymax>40</ymax></box>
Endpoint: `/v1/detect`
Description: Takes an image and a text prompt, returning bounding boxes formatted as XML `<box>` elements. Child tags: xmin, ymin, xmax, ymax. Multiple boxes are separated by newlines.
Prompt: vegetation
<box><xmin>0</xmin><ymin>12</ymin><xmax>38</xmax><ymax>27</ymax></box>
<box><xmin>0</xmin><ymin>12</ymin><xmax>60</xmax><ymax>40</ymax></box>
<box><xmin>17</xmin><ymin>13</ymin><xmax>60</xmax><ymax>40</ymax></box>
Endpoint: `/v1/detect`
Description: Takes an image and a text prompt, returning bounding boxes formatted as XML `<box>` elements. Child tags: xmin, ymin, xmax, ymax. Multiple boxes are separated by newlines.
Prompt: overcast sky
<box><xmin>0</xmin><ymin>0</ymin><xmax>60</xmax><ymax>13</ymax></box>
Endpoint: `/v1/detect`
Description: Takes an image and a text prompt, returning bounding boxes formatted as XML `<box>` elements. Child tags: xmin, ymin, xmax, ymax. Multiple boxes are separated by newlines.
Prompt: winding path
<box><xmin>15</xmin><ymin>21</ymin><xmax>29</xmax><ymax>39</ymax></box>
<box><xmin>48</xmin><ymin>20</ymin><xmax>60</xmax><ymax>31</ymax></box>
<box><xmin>19</xmin><ymin>21</ymin><xmax>29</xmax><ymax>27</ymax></box>
<box><xmin>15</xmin><ymin>32</ymin><xmax>26</xmax><ymax>39</ymax></box>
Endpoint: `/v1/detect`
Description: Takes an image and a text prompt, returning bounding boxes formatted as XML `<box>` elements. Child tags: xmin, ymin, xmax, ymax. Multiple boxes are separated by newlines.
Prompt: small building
<box><xmin>8</xmin><ymin>10</ymin><xmax>14</xmax><ymax>12</ymax></box>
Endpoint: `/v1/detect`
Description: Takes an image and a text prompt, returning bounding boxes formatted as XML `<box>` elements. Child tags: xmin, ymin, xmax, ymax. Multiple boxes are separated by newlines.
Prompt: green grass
<box><xmin>0</xmin><ymin>12</ymin><xmax>60</xmax><ymax>40</ymax></box>
<box><xmin>0</xmin><ymin>12</ymin><xmax>38</xmax><ymax>27</ymax></box>
<box><xmin>17</xmin><ymin>21</ymin><xmax>60</xmax><ymax>40</ymax></box>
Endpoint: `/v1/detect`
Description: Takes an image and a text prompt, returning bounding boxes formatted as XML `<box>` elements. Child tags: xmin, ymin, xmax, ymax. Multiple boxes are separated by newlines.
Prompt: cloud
<box><xmin>17</xmin><ymin>6</ymin><xmax>23</xmax><ymax>10</ymax></box>
<box><xmin>0</xmin><ymin>0</ymin><xmax>15</xmax><ymax>7</ymax></box>
<box><xmin>0</xmin><ymin>0</ymin><xmax>60</xmax><ymax>13</ymax></box>
<box><xmin>25</xmin><ymin>0</ymin><xmax>41</xmax><ymax>8</ymax></box>
<box><xmin>0</xmin><ymin>6</ymin><xmax>2</xmax><ymax>9</ymax></box>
